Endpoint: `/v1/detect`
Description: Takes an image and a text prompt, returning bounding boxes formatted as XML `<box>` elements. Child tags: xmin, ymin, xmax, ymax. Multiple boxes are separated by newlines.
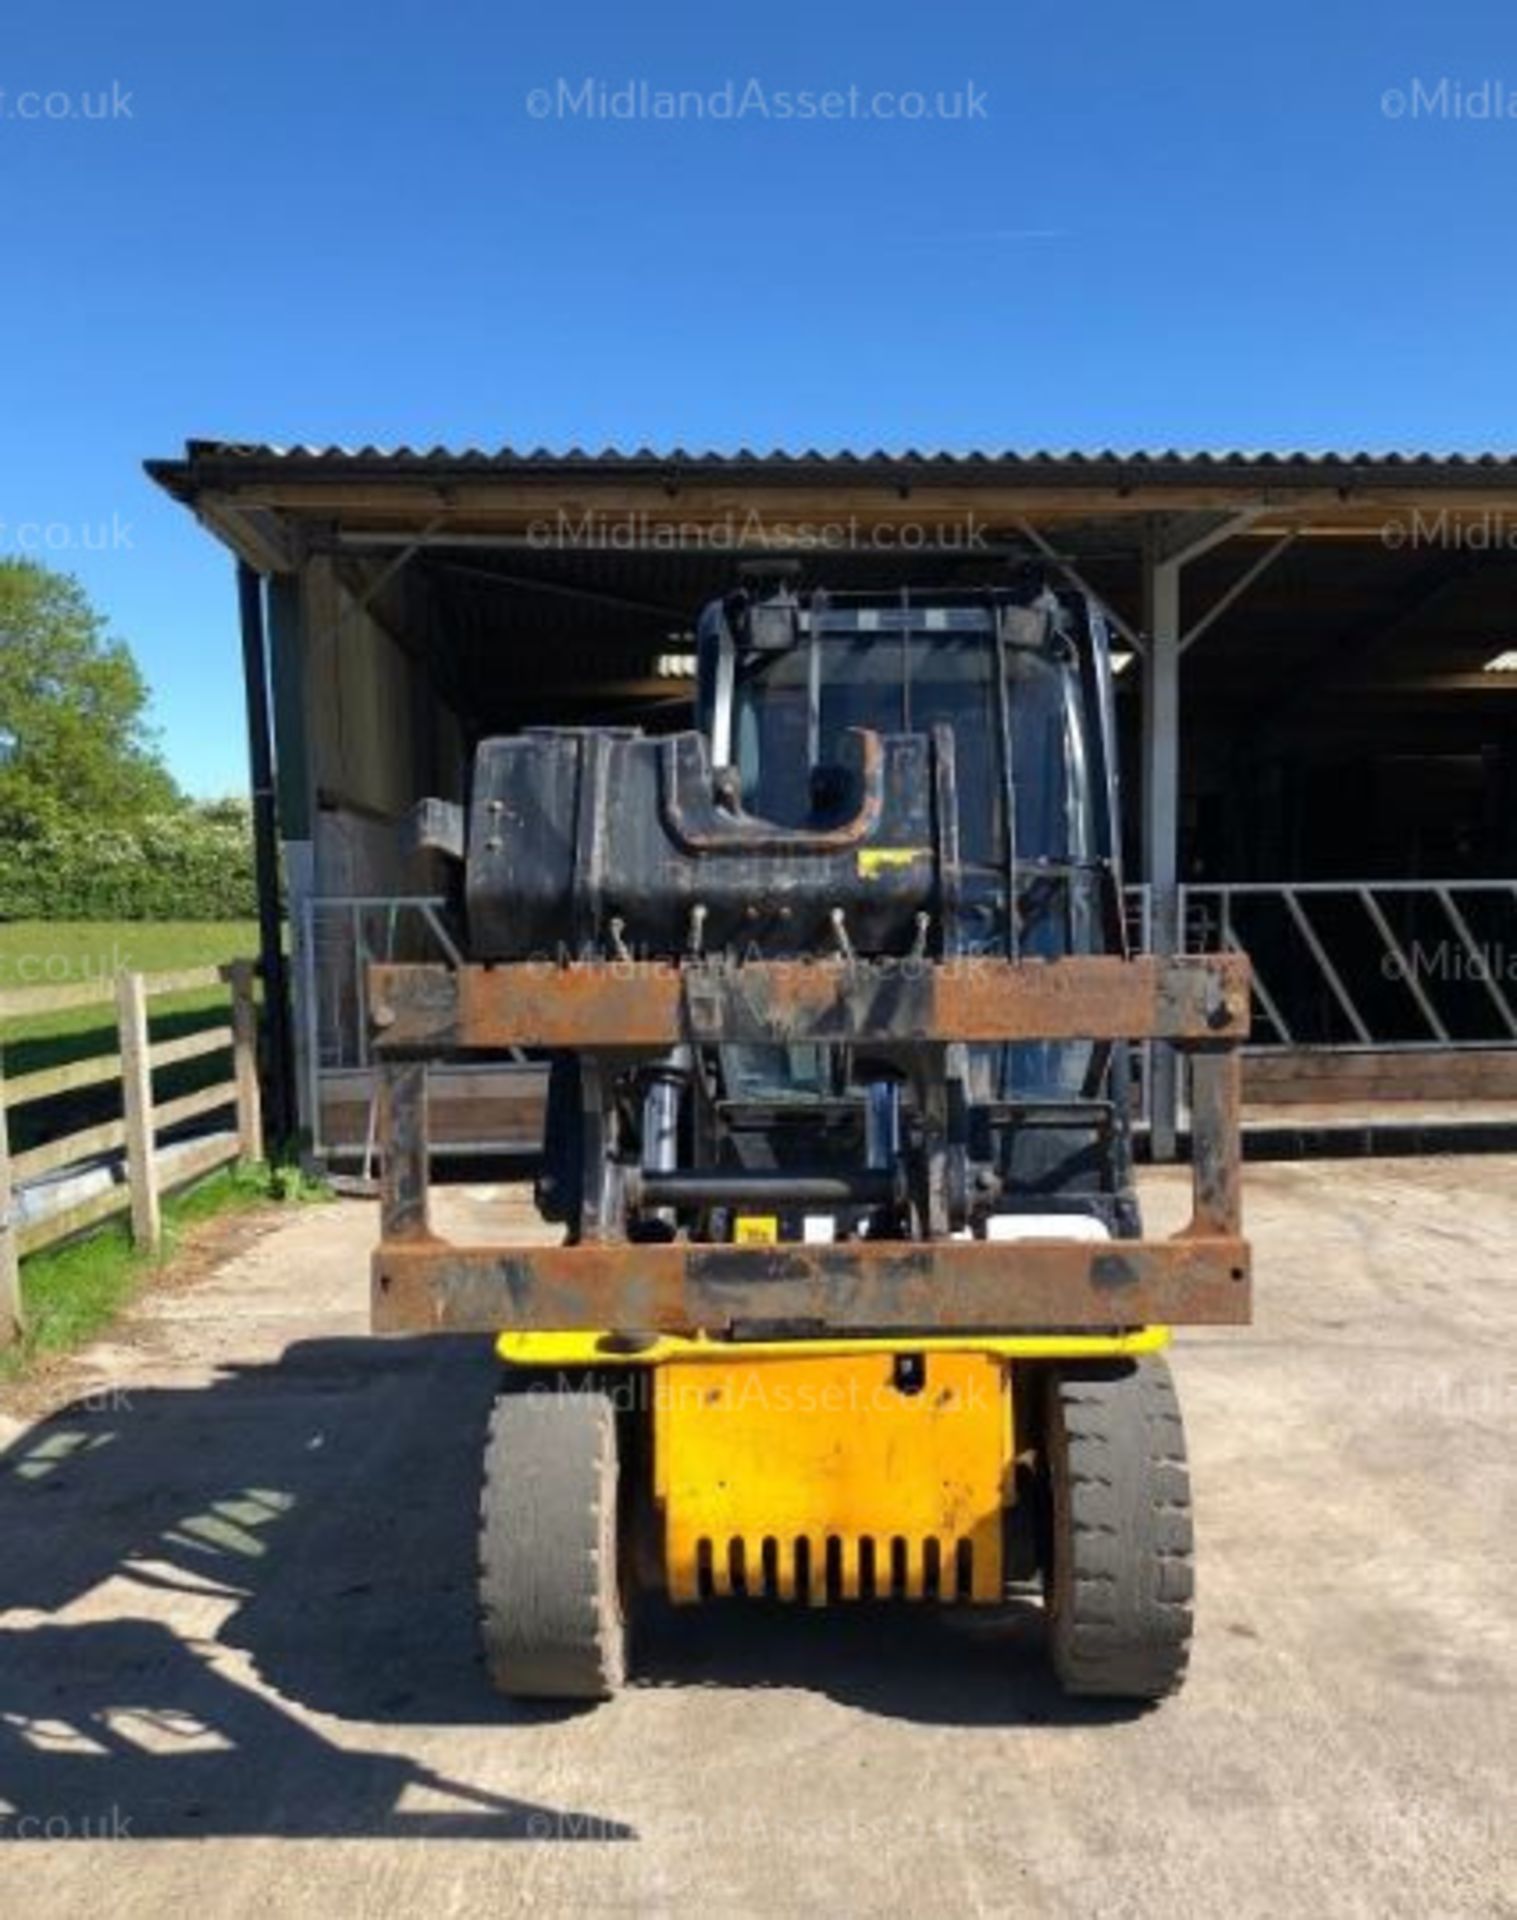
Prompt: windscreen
<box><xmin>730</xmin><ymin>613</ymin><xmax>1093</xmax><ymax>872</ymax></box>
<box><xmin>723</xmin><ymin>604</ymin><xmax>1103</xmax><ymax>1103</ymax></box>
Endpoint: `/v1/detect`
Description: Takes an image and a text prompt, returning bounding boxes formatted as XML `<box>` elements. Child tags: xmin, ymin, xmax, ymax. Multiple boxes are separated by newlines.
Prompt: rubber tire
<box><xmin>1043</xmin><ymin>1356</ymin><xmax>1194</xmax><ymax>1701</ymax></box>
<box><xmin>479</xmin><ymin>1387</ymin><xmax>626</xmax><ymax>1700</ymax></box>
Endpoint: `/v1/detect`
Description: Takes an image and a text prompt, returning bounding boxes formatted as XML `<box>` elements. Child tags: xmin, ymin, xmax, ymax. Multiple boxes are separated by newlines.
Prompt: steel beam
<box><xmin>372</xmin><ymin>1235</ymin><xmax>1252</xmax><ymax>1337</ymax></box>
<box><xmin>1143</xmin><ymin>538</ymin><xmax>1183</xmax><ymax>1158</ymax></box>
<box><xmin>368</xmin><ymin>955</ymin><xmax>1252</xmax><ymax>1055</ymax></box>
<box><xmin>1140</xmin><ymin>510</ymin><xmax>1284</xmax><ymax>1158</ymax></box>
<box><xmin>237</xmin><ymin>562</ymin><xmax>296</xmax><ymax>1149</ymax></box>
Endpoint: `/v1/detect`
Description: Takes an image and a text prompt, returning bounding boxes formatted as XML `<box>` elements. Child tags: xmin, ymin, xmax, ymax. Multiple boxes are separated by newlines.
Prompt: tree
<box><xmin>0</xmin><ymin>559</ymin><xmax>180</xmax><ymax>839</ymax></box>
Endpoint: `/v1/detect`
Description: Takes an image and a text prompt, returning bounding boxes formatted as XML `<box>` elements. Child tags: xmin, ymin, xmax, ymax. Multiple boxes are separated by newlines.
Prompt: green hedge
<box><xmin>0</xmin><ymin>806</ymin><xmax>259</xmax><ymax>921</ymax></box>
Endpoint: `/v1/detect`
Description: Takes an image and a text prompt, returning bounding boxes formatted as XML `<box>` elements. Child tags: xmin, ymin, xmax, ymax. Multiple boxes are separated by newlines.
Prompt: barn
<box><xmin>147</xmin><ymin>444</ymin><xmax>1517</xmax><ymax>1162</ymax></box>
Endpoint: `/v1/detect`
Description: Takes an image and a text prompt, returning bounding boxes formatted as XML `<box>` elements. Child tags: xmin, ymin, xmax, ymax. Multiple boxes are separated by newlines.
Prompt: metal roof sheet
<box><xmin>161</xmin><ymin>440</ymin><xmax>1517</xmax><ymax>471</ymax></box>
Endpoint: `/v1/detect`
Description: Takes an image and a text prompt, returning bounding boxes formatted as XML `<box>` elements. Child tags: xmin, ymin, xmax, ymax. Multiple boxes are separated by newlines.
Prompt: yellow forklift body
<box><xmin>496</xmin><ymin>1329</ymin><xmax>1170</xmax><ymax>1608</ymax></box>
<box><xmin>651</xmin><ymin>1347</ymin><xmax>1010</xmax><ymax>1605</ymax></box>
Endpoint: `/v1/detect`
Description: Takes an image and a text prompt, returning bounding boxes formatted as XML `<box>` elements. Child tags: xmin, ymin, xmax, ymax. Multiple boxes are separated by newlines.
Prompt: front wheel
<box><xmin>479</xmin><ymin>1386</ymin><xmax>627</xmax><ymax>1700</ymax></box>
<box><xmin>1042</xmin><ymin>1356</ymin><xmax>1194</xmax><ymax>1701</ymax></box>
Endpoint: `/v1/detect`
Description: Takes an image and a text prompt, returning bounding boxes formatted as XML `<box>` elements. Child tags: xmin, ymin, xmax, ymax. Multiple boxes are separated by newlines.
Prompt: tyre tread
<box><xmin>479</xmin><ymin>1387</ymin><xmax>626</xmax><ymax>1700</ymax></box>
<box><xmin>1045</xmin><ymin>1356</ymin><xmax>1195</xmax><ymax>1701</ymax></box>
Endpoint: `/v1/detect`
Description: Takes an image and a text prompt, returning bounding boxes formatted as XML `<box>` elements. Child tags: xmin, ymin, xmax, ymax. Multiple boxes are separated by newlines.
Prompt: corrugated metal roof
<box><xmin>147</xmin><ymin>441</ymin><xmax>1517</xmax><ymax>575</ymax></box>
<box><xmin>163</xmin><ymin>440</ymin><xmax>1517</xmax><ymax>470</ymax></box>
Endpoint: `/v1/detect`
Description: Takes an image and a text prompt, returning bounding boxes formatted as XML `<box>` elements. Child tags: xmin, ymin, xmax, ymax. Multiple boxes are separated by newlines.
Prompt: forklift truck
<box><xmin>369</xmin><ymin>576</ymin><xmax>1251</xmax><ymax>1702</ymax></box>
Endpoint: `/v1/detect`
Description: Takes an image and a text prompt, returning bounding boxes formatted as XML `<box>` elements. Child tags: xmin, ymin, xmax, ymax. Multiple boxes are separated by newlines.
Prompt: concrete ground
<box><xmin>0</xmin><ymin>1161</ymin><xmax>1513</xmax><ymax>1919</ymax></box>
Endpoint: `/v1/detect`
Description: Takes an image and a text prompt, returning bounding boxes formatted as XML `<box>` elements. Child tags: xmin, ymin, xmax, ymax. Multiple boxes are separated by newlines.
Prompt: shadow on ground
<box><xmin>0</xmin><ymin>1619</ymin><xmax>627</xmax><ymax>1841</ymax></box>
<box><xmin>0</xmin><ymin>1335</ymin><xmax>1128</xmax><ymax>1840</ymax></box>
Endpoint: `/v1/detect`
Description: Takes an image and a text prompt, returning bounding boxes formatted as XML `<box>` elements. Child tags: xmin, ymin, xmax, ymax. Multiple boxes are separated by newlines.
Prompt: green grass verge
<box><xmin>0</xmin><ymin>920</ymin><xmax>263</xmax><ymax>1156</ymax></box>
<box><xmin>0</xmin><ymin>921</ymin><xmax>259</xmax><ymax>1049</ymax></box>
<box><xmin>1</xmin><ymin>1160</ymin><xmax>325</xmax><ymax>1383</ymax></box>
<box><xmin>0</xmin><ymin>920</ymin><xmax>313</xmax><ymax>1382</ymax></box>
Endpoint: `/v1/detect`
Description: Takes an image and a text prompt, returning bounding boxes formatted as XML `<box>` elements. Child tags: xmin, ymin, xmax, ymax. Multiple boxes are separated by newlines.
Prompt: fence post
<box><xmin>116</xmin><ymin>970</ymin><xmax>161</xmax><ymax>1252</ymax></box>
<box><xmin>229</xmin><ymin>960</ymin><xmax>265</xmax><ymax>1164</ymax></box>
<box><xmin>0</xmin><ymin>1057</ymin><xmax>21</xmax><ymax>1347</ymax></box>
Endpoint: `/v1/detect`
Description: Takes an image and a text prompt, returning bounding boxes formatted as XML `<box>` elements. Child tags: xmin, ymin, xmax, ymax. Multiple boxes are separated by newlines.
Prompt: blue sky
<box><xmin>3</xmin><ymin>0</ymin><xmax>1516</xmax><ymax>795</ymax></box>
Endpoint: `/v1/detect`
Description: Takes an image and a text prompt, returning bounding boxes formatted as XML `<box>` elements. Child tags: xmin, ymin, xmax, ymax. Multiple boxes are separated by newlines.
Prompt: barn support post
<box><xmin>268</xmin><ymin>568</ymin><xmax>318</xmax><ymax>1155</ymax></box>
<box><xmin>1143</xmin><ymin>540</ymin><xmax>1183</xmax><ymax>1159</ymax></box>
<box><xmin>238</xmin><ymin>559</ymin><xmax>296</xmax><ymax>1152</ymax></box>
<box><xmin>1141</xmin><ymin>510</ymin><xmax>1285</xmax><ymax>1159</ymax></box>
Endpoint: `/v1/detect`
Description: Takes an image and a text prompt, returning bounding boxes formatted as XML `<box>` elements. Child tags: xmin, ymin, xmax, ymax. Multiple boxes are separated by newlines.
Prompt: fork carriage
<box><xmin>369</xmin><ymin>952</ymin><xmax>1251</xmax><ymax>1339</ymax></box>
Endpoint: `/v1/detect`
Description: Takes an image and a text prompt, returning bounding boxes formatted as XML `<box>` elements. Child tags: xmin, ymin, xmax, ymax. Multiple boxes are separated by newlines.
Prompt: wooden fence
<box><xmin>0</xmin><ymin>961</ymin><xmax>263</xmax><ymax>1346</ymax></box>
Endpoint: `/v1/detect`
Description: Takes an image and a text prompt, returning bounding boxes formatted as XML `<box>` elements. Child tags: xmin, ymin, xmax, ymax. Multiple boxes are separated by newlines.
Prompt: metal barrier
<box><xmin>1174</xmin><ymin>881</ymin><xmax>1517</xmax><ymax>1050</ymax></box>
<box><xmin>1122</xmin><ymin>879</ymin><xmax>1517</xmax><ymax>1150</ymax></box>
<box><xmin>300</xmin><ymin>897</ymin><xmax>538</xmax><ymax>1164</ymax></box>
<box><xmin>302</xmin><ymin>897</ymin><xmax>459</xmax><ymax>1069</ymax></box>
<box><xmin>298</xmin><ymin>884</ymin><xmax>1517</xmax><ymax>1165</ymax></box>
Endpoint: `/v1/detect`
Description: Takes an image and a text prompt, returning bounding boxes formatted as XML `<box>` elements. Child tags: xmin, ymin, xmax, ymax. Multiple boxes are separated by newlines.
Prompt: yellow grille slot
<box><xmin>690</xmin><ymin>1533</ymin><xmax>983</xmax><ymax>1603</ymax></box>
<box><xmin>655</xmin><ymin>1351</ymin><xmax>1011</xmax><ymax>1607</ymax></box>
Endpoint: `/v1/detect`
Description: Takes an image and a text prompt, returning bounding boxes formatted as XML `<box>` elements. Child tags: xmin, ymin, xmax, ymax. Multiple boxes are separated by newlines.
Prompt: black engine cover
<box><xmin>464</xmin><ymin>725</ymin><xmax>944</xmax><ymax>960</ymax></box>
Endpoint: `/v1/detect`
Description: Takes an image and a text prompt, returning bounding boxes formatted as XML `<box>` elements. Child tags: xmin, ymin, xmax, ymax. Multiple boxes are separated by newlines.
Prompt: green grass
<box><xmin>0</xmin><ymin>1163</ymin><xmax>278</xmax><ymax>1381</ymax></box>
<box><xmin>0</xmin><ymin>920</ymin><xmax>258</xmax><ymax>1048</ymax></box>
<box><xmin>0</xmin><ymin>920</ymin><xmax>261</xmax><ymax>1156</ymax></box>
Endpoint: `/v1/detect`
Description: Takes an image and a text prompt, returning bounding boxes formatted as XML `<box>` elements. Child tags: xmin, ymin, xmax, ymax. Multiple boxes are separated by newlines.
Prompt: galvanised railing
<box><xmin>1169</xmin><ymin>880</ymin><xmax>1517</xmax><ymax>1052</ymax></box>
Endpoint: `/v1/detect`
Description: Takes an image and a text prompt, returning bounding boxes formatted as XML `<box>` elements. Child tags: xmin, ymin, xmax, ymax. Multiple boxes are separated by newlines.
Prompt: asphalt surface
<box><xmin>0</xmin><ymin>1161</ymin><xmax>1513</xmax><ymax>1918</ymax></box>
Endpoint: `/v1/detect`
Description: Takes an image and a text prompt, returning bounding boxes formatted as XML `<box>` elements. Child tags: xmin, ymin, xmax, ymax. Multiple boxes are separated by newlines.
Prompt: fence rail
<box><xmin>0</xmin><ymin>960</ymin><xmax>263</xmax><ymax>1346</ymax></box>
